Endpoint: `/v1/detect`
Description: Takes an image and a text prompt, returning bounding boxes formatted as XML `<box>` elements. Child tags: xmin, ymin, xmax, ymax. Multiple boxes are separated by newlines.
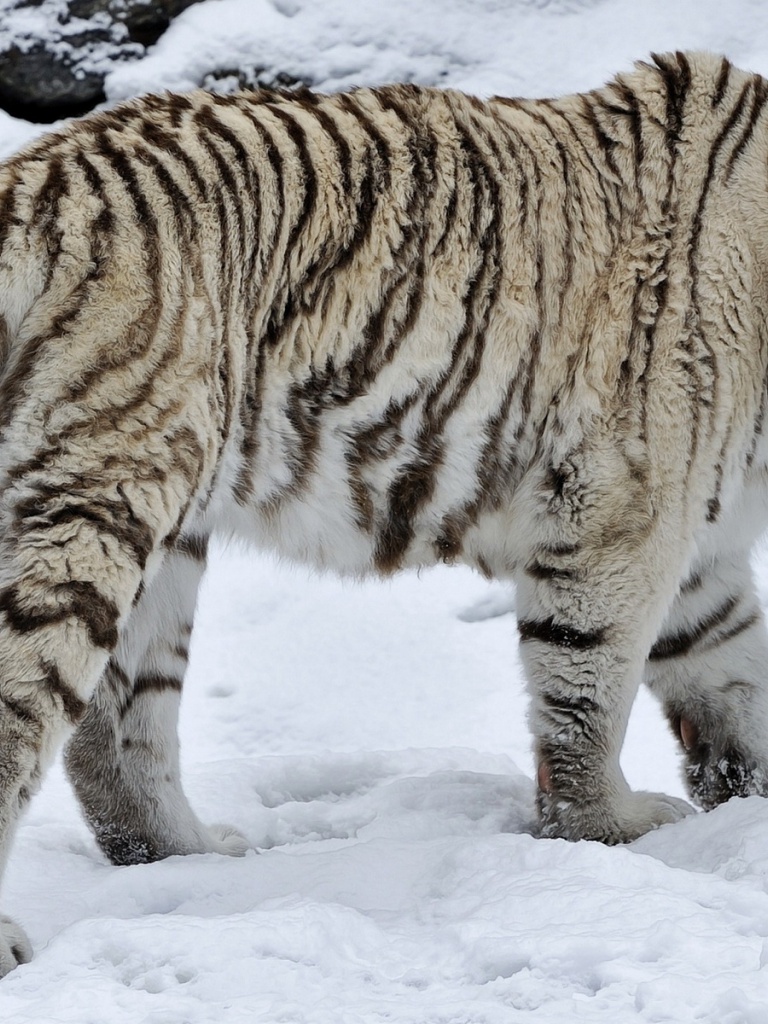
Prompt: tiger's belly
<box><xmin>210</xmin><ymin>411</ymin><xmax>524</xmax><ymax>580</ymax></box>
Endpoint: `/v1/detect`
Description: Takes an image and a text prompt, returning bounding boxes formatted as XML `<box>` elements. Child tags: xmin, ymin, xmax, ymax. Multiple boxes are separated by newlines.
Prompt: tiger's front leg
<box><xmin>514</xmin><ymin>458</ymin><xmax>695</xmax><ymax>844</ymax></box>
<box><xmin>517</xmin><ymin>554</ymin><xmax>694</xmax><ymax>842</ymax></box>
<box><xmin>645</xmin><ymin>547</ymin><xmax>768</xmax><ymax>808</ymax></box>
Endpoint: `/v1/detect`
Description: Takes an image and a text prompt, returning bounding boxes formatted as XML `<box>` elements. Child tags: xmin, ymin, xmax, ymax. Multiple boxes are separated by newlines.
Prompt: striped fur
<box><xmin>1</xmin><ymin>50</ymin><xmax>768</xmax><ymax>971</ymax></box>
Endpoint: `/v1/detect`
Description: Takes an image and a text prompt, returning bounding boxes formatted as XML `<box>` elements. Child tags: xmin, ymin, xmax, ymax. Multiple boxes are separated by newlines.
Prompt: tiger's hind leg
<box><xmin>65</xmin><ymin>536</ymin><xmax>249</xmax><ymax>865</ymax></box>
<box><xmin>644</xmin><ymin>547</ymin><xmax>768</xmax><ymax>809</ymax></box>
<box><xmin>0</xmin><ymin>470</ymin><xmax>190</xmax><ymax>974</ymax></box>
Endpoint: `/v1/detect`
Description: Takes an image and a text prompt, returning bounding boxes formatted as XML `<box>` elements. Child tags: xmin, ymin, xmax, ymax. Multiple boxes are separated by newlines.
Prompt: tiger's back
<box><xmin>1</xmin><ymin>51</ymin><xmax>768</xmax><ymax>975</ymax></box>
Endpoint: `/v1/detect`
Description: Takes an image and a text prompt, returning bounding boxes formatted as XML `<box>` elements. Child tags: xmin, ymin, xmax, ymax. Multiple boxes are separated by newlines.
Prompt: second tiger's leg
<box><xmin>65</xmin><ymin>536</ymin><xmax>249</xmax><ymax>865</ymax></box>
<box><xmin>645</xmin><ymin>548</ymin><xmax>768</xmax><ymax>808</ymax></box>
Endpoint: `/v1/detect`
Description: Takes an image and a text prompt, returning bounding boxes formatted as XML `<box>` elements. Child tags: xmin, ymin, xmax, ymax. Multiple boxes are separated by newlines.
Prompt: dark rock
<box><xmin>0</xmin><ymin>0</ymin><xmax>202</xmax><ymax>122</ymax></box>
<box><xmin>0</xmin><ymin>40</ymin><xmax>119</xmax><ymax>120</ymax></box>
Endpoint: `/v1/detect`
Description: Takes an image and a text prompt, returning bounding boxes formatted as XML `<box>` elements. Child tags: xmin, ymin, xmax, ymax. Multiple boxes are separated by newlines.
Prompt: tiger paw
<box><xmin>0</xmin><ymin>915</ymin><xmax>32</xmax><ymax>978</ymax></box>
<box><xmin>206</xmin><ymin>823</ymin><xmax>250</xmax><ymax>857</ymax></box>
<box><xmin>676</xmin><ymin>719</ymin><xmax>768</xmax><ymax>810</ymax></box>
<box><xmin>95</xmin><ymin>819</ymin><xmax>250</xmax><ymax>865</ymax></box>
<box><xmin>539</xmin><ymin>788</ymin><xmax>695</xmax><ymax>844</ymax></box>
<box><xmin>614</xmin><ymin>790</ymin><xmax>696</xmax><ymax>842</ymax></box>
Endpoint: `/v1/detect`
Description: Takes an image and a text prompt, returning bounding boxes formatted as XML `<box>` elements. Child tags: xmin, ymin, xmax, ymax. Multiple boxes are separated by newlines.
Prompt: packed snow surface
<box><xmin>3</xmin><ymin>1</ymin><xmax>768</xmax><ymax>1021</ymax></box>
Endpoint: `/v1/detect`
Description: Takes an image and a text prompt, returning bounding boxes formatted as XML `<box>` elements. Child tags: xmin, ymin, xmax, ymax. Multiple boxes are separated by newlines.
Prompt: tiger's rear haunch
<box><xmin>0</xmin><ymin>49</ymin><xmax>767</xmax><ymax>972</ymax></box>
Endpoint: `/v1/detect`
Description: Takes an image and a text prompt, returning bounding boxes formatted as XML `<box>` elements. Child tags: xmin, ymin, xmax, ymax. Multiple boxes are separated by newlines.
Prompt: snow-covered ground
<box><xmin>3</xmin><ymin>1</ymin><xmax>768</xmax><ymax>1021</ymax></box>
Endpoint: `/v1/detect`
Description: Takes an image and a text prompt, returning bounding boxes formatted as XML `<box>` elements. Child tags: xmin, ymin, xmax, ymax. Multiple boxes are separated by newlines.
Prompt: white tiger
<box><xmin>0</xmin><ymin>49</ymin><xmax>766</xmax><ymax>973</ymax></box>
